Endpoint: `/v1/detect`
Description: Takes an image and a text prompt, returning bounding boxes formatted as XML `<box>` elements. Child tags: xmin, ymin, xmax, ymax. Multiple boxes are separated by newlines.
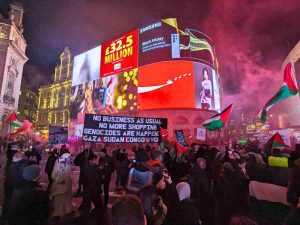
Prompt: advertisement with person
<box><xmin>69</xmin><ymin>68</ymin><xmax>138</xmax><ymax>137</ymax></box>
<box><xmin>139</xmin><ymin>18</ymin><xmax>215</xmax><ymax>67</ymax></box>
<box><xmin>72</xmin><ymin>46</ymin><xmax>101</xmax><ymax>86</ymax></box>
<box><xmin>137</xmin><ymin>61</ymin><xmax>195</xmax><ymax>110</ymax></box>
<box><xmin>101</xmin><ymin>29</ymin><xmax>139</xmax><ymax>77</ymax></box>
<box><xmin>194</xmin><ymin>62</ymin><xmax>220</xmax><ymax>111</ymax></box>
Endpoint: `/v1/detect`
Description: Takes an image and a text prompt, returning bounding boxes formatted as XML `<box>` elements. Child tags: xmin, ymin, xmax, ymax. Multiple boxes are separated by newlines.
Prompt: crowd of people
<box><xmin>0</xmin><ymin>138</ymin><xmax>299</xmax><ymax>225</ymax></box>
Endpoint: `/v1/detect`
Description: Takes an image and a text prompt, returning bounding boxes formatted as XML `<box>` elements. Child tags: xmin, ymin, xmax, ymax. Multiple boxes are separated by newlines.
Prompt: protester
<box><xmin>2</xmin><ymin>151</ymin><xmax>36</xmax><ymax>220</ymax></box>
<box><xmin>138</xmin><ymin>184</ymin><xmax>167</xmax><ymax>225</ymax></box>
<box><xmin>190</xmin><ymin>158</ymin><xmax>214</xmax><ymax>225</ymax></box>
<box><xmin>176</xmin><ymin>182</ymin><xmax>201</xmax><ymax>225</ymax></box>
<box><xmin>7</xmin><ymin>165</ymin><xmax>50</xmax><ymax>225</ymax></box>
<box><xmin>50</xmin><ymin>152</ymin><xmax>73</xmax><ymax>218</ymax></box>
<box><xmin>136</xmin><ymin>144</ymin><xmax>150</xmax><ymax>163</ymax></box>
<box><xmin>79</xmin><ymin>153</ymin><xmax>104</xmax><ymax>214</ymax></box>
<box><xmin>45</xmin><ymin>148</ymin><xmax>59</xmax><ymax>193</ymax></box>
<box><xmin>111</xmin><ymin>194</ymin><xmax>146</xmax><ymax>225</ymax></box>
<box><xmin>114</xmin><ymin>148</ymin><xmax>126</xmax><ymax>190</ymax></box>
<box><xmin>214</xmin><ymin>162</ymin><xmax>249</xmax><ymax>225</ymax></box>
<box><xmin>74</xmin><ymin>148</ymin><xmax>95</xmax><ymax>195</ymax></box>
<box><xmin>153</xmin><ymin>169</ymin><xmax>180</xmax><ymax>225</ymax></box>
<box><xmin>98</xmin><ymin>147</ymin><xmax>115</xmax><ymax>206</ymax></box>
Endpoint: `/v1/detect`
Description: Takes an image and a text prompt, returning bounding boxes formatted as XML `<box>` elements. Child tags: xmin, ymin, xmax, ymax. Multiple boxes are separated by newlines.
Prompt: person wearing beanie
<box><xmin>176</xmin><ymin>182</ymin><xmax>200</xmax><ymax>225</ymax></box>
<box><xmin>146</xmin><ymin>150</ymin><xmax>164</xmax><ymax>174</ymax></box>
<box><xmin>50</xmin><ymin>152</ymin><xmax>73</xmax><ymax>218</ymax></box>
<box><xmin>98</xmin><ymin>147</ymin><xmax>115</xmax><ymax>206</ymax></box>
<box><xmin>7</xmin><ymin>164</ymin><xmax>50</xmax><ymax>225</ymax></box>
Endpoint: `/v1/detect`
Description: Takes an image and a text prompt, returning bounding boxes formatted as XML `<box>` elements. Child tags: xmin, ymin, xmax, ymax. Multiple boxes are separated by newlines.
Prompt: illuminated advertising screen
<box><xmin>139</xmin><ymin>18</ymin><xmax>215</xmax><ymax>67</ymax></box>
<box><xmin>138</xmin><ymin>61</ymin><xmax>195</xmax><ymax>109</ymax></box>
<box><xmin>72</xmin><ymin>46</ymin><xmax>101</xmax><ymax>86</ymax></box>
<box><xmin>194</xmin><ymin>62</ymin><xmax>220</xmax><ymax>111</ymax></box>
<box><xmin>137</xmin><ymin>61</ymin><xmax>220</xmax><ymax>111</ymax></box>
<box><xmin>69</xmin><ymin>68</ymin><xmax>138</xmax><ymax>137</ymax></box>
<box><xmin>101</xmin><ymin>29</ymin><xmax>139</xmax><ymax>77</ymax></box>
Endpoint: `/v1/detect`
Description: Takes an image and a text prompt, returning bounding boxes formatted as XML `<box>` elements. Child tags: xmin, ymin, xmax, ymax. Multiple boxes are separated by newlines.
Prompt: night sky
<box><xmin>1</xmin><ymin>0</ymin><xmax>300</xmax><ymax>115</ymax></box>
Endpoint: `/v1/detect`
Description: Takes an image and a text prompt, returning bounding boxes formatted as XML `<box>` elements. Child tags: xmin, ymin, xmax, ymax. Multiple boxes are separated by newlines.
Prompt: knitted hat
<box><xmin>22</xmin><ymin>165</ymin><xmax>41</xmax><ymax>181</ymax></box>
<box><xmin>176</xmin><ymin>182</ymin><xmax>191</xmax><ymax>201</ymax></box>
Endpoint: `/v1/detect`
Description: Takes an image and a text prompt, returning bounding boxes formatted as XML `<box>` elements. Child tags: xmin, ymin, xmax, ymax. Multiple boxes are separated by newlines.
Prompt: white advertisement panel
<box><xmin>72</xmin><ymin>46</ymin><xmax>101</xmax><ymax>86</ymax></box>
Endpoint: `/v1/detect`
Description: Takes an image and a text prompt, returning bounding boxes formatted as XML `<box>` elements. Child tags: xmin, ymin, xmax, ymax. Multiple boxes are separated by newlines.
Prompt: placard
<box><xmin>49</xmin><ymin>126</ymin><xmax>68</xmax><ymax>145</ymax></box>
<box><xmin>196</xmin><ymin>128</ymin><xmax>206</xmax><ymax>141</ymax></box>
<box><xmin>101</xmin><ymin>29</ymin><xmax>139</xmax><ymax>77</ymax></box>
<box><xmin>83</xmin><ymin>114</ymin><xmax>167</xmax><ymax>143</ymax></box>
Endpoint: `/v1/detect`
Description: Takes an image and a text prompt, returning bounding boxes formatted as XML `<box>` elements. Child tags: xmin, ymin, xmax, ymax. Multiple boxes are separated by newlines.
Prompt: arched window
<box><xmin>173</xmin><ymin>116</ymin><xmax>189</xmax><ymax>125</ymax></box>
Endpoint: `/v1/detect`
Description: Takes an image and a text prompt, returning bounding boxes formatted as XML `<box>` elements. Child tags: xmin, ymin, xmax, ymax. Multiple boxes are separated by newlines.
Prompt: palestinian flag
<box><xmin>259</xmin><ymin>62</ymin><xmax>298</xmax><ymax>122</ymax></box>
<box><xmin>5</xmin><ymin>112</ymin><xmax>22</xmax><ymax>127</ymax></box>
<box><xmin>202</xmin><ymin>104</ymin><xmax>233</xmax><ymax>131</ymax></box>
<box><xmin>263</xmin><ymin>132</ymin><xmax>287</xmax><ymax>158</ymax></box>
<box><xmin>159</xmin><ymin>127</ymin><xmax>169</xmax><ymax>141</ymax></box>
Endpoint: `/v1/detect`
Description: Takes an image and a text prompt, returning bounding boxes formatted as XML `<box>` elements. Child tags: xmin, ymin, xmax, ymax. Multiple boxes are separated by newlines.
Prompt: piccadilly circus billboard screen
<box><xmin>70</xmin><ymin>18</ymin><xmax>221</xmax><ymax>137</ymax></box>
<box><xmin>100</xmin><ymin>29</ymin><xmax>139</xmax><ymax>78</ymax></box>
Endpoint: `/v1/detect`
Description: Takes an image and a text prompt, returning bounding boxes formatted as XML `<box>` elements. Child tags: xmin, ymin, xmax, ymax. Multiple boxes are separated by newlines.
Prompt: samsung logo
<box><xmin>140</xmin><ymin>22</ymin><xmax>162</xmax><ymax>34</ymax></box>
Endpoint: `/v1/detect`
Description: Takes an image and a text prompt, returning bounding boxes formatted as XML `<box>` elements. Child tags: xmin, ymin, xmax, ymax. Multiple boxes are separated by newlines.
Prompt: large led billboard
<box><xmin>72</xmin><ymin>46</ymin><xmax>101</xmax><ymax>86</ymax></box>
<box><xmin>69</xmin><ymin>68</ymin><xmax>138</xmax><ymax>137</ymax></box>
<box><xmin>139</xmin><ymin>18</ymin><xmax>215</xmax><ymax>67</ymax></box>
<box><xmin>101</xmin><ymin>29</ymin><xmax>139</xmax><ymax>77</ymax></box>
<box><xmin>138</xmin><ymin>61</ymin><xmax>220</xmax><ymax>111</ymax></box>
<box><xmin>138</xmin><ymin>61</ymin><xmax>195</xmax><ymax>109</ymax></box>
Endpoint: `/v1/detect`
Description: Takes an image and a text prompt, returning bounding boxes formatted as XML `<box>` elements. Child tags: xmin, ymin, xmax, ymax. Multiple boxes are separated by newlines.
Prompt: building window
<box><xmin>6</xmin><ymin>72</ymin><xmax>14</xmax><ymax>97</ymax></box>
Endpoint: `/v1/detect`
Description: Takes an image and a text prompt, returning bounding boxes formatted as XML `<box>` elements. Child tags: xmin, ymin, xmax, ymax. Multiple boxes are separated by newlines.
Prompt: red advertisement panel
<box><xmin>138</xmin><ymin>61</ymin><xmax>195</xmax><ymax>110</ymax></box>
<box><xmin>101</xmin><ymin>29</ymin><xmax>138</xmax><ymax>77</ymax></box>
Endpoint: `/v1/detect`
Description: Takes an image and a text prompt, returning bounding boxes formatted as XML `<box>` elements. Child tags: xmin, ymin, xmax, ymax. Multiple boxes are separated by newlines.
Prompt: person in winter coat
<box><xmin>98</xmin><ymin>148</ymin><xmax>115</xmax><ymax>206</ymax></box>
<box><xmin>45</xmin><ymin>148</ymin><xmax>59</xmax><ymax>193</ymax></box>
<box><xmin>153</xmin><ymin>170</ymin><xmax>180</xmax><ymax>225</ymax></box>
<box><xmin>50</xmin><ymin>152</ymin><xmax>73</xmax><ymax>218</ymax></box>
<box><xmin>73</xmin><ymin>148</ymin><xmax>95</xmax><ymax>195</ymax></box>
<box><xmin>214</xmin><ymin>162</ymin><xmax>247</xmax><ymax>225</ymax></box>
<box><xmin>7</xmin><ymin>165</ymin><xmax>50</xmax><ymax>225</ymax></box>
<box><xmin>176</xmin><ymin>182</ymin><xmax>201</xmax><ymax>225</ymax></box>
<box><xmin>190</xmin><ymin>158</ymin><xmax>214</xmax><ymax>225</ymax></box>
<box><xmin>2</xmin><ymin>151</ymin><xmax>36</xmax><ymax>220</ymax></box>
<box><xmin>79</xmin><ymin>153</ymin><xmax>104</xmax><ymax>214</ymax></box>
<box><xmin>136</xmin><ymin>145</ymin><xmax>150</xmax><ymax>163</ymax></box>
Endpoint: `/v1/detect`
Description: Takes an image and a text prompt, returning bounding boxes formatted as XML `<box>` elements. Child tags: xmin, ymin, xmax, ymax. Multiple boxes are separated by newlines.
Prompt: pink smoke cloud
<box><xmin>202</xmin><ymin>0</ymin><xmax>300</xmax><ymax>116</ymax></box>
